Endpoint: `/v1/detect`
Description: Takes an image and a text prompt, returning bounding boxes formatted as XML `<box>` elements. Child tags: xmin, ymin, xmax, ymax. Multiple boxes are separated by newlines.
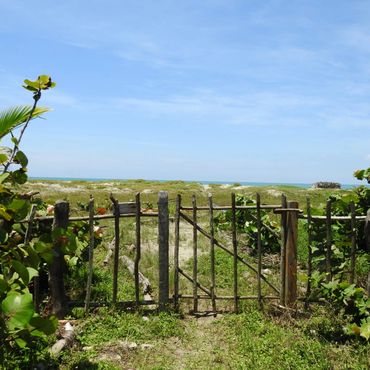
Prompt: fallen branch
<box><xmin>120</xmin><ymin>255</ymin><xmax>153</xmax><ymax>300</ymax></box>
<box><xmin>103</xmin><ymin>238</ymin><xmax>115</xmax><ymax>265</ymax></box>
<box><xmin>49</xmin><ymin>321</ymin><xmax>75</xmax><ymax>357</ymax></box>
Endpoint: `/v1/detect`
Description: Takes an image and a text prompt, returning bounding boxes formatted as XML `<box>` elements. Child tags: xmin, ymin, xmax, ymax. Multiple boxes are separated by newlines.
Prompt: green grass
<box><xmin>14</xmin><ymin>179</ymin><xmax>369</xmax><ymax>369</ymax></box>
<box><xmin>23</xmin><ymin>178</ymin><xmax>345</xmax><ymax>214</ymax></box>
<box><xmin>55</xmin><ymin>304</ymin><xmax>369</xmax><ymax>369</ymax></box>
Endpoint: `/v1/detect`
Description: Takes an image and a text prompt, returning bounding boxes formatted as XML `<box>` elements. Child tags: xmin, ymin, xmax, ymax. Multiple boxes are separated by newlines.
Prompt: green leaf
<box><xmin>360</xmin><ymin>319</ymin><xmax>370</xmax><ymax>340</ymax></box>
<box><xmin>0</xmin><ymin>172</ymin><xmax>10</xmax><ymax>184</ymax></box>
<box><xmin>2</xmin><ymin>292</ymin><xmax>34</xmax><ymax>329</ymax></box>
<box><xmin>0</xmin><ymin>206</ymin><xmax>12</xmax><ymax>221</ymax></box>
<box><xmin>0</xmin><ymin>106</ymin><xmax>50</xmax><ymax>139</ymax></box>
<box><xmin>11</xmin><ymin>261</ymin><xmax>30</xmax><ymax>285</ymax></box>
<box><xmin>26</xmin><ymin>267</ymin><xmax>38</xmax><ymax>281</ymax></box>
<box><xmin>38</xmin><ymin>75</ymin><xmax>50</xmax><ymax>84</ymax></box>
<box><xmin>0</xmin><ymin>276</ymin><xmax>8</xmax><ymax>295</ymax></box>
<box><xmin>23</xmin><ymin>85</ymin><xmax>38</xmax><ymax>92</ymax></box>
<box><xmin>10</xmin><ymin>169</ymin><xmax>28</xmax><ymax>185</ymax></box>
<box><xmin>14</xmin><ymin>151</ymin><xmax>28</xmax><ymax>167</ymax></box>
<box><xmin>29</xmin><ymin>315</ymin><xmax>57</xmax><ymax>336</ymax></box>
<box><xmin>7</xmin><ymin>198</ymin><xmax>30</xmax><ymax>221</ymax></box>
<box><xmin>11</xmin><ymin>136</ymin><xmax>19</xmax><ymax>145</ymax></box>
<box><xmin>15</xmin><ymin>337</ymin><xmax>27</xmax><ymax>348</ymax></box>
<box><xmin>0</xmin><ymin>153</ymin><xmax>8</xmax><ymax>164</ymax></box>
<box><xmin>23</xmin><ymin>79</ymin><xmax>40</xmax><ymax>89</ymax></box>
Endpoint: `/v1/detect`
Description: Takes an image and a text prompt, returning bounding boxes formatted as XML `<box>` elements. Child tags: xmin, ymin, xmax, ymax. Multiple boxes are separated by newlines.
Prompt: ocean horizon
<box><xmin>28</xmin><ymin>177</ymin><xmax>360</xmax><ymax>190</ymax></box>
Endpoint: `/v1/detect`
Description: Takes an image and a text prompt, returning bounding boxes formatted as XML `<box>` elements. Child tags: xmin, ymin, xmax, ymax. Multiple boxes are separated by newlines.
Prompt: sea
<box><xmin>28</xmin><ymin>177</ymin><xmax>362</xmax><ymax>190</ymax></box>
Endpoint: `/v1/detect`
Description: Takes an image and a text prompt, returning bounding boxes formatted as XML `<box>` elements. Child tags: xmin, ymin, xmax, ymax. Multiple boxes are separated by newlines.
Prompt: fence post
<box><xmin>158</xmin><ymin>191</ymin><xmax>169</xmax><ymax>311</ymax></box>
<box><xmin>174</xmin><ymin>194</ymin><xmax>181</xmax><ymax>311</ymax></box>
<box><xmin>285</xmin><ymin>201</ymin><xmax>298</xmax><ymax>307</ymax></box>
<box><xmin>49</xmin><ymin>200</ymin><xmax>69</xmax><ymax>319</ymax></box>
<box><xmin>280</xmin><ymin>194</ymin><xmax>287</xmax><ymax>305</ymax></box>
<box><xmin>365</xmin><ymin>209</ymin><xmax>370</xmax><ymax>296</ymax></box>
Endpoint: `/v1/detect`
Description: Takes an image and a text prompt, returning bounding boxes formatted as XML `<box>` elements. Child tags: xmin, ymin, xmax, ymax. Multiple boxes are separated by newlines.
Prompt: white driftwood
<box><xmin>120</xmin><ymin>255</ymin><xmax>153</xmax><ymax>300</ymax></box>
<box><xmin>49</xmin><ymin>322</ymin><xmax>75</xmax><ymax>356</ymax></box>
<box><xmin>103</xmin><ymin>238</ymin><xmax>115</xmax><ymax>265</ymax></box>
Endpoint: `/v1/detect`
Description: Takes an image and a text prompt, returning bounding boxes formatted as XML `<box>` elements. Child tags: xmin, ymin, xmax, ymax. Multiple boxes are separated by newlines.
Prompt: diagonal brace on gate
<box><xmin>179</xmin><ymin>212</ymin><xmax>279</xmax><ymax>294</ymax></box>
<box><xmin>178</xmin><ymin>268</ymin><xmax>212</xmax><ymax>297</ymax></box>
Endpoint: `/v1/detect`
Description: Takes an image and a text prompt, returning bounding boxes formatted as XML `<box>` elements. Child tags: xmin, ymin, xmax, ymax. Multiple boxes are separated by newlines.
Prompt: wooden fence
<box><xmin>20</xmin><ymin>192</ymin><xmax>370</xmax><ymax>318</ymax></box>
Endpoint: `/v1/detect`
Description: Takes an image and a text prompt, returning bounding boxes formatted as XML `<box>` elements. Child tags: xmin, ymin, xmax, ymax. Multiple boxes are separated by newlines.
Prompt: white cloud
<box><xmin>111</xmin><ymin>90</ymin><xmax>323</xmax><ymax>126</ymax></box>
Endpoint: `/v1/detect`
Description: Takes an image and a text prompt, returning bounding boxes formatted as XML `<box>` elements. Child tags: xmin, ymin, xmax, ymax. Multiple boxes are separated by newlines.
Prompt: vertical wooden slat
<box><xmin>325</xmin><ymin>199</ymin><xmax>332</xmax><ymax>282</ymax></box>
<box><xmin>174</xmin><ymin>194</ymin><xmax>181</xmax><ymax>311</ymax></box>
<box><xmin>305</xmin><ymin>197</ymin><xmax>313</xmax><ymax>309</ymax></box>
<box><xmin>208</xmin><ymin>195</ymin><xmax>217</xmax><ymax>313</ymax></box>
<box><xmin>285</xmin><ymin>201</ymin><xmax>298</xmax><ymax>307</ymax></box>
<box><xmin>49</xmin><ymin>201</ymin><xmax>69</xmax><ymax>319</ymax></box>
<box><xmin>192</xmin><ymin>195</ymin><xmax>198</xmax><ymax>312</ymax></box>
<box><xmin>158</xmin><ymin>191</ymin><xmax>169</xmax><ymax>311</ymax></box>
<box><xmin>134</xmin><ymin>193</ymin><xmax>141</xmax><ymax>305</ymax></box>
<box><xmin>84</xmin><ymin>196</ymin><xmax>95</xmax><ymax>314</ymax></box>
<box><xmin>231</xmin><ymin>193</ymin><xmax>238</xmax><ymax>312</ymax></box>
<box><xmin>280</xmin><ymin>194</ymin><xmax>287</xmax><ymax>305</ymax></box>
<box><xmin>110</xmin><ymin>195</ymin><xmax>120</xmax><ymax>304</ymax></box>
<box><xmin>24</xmin><ymin>204</ymin><xmax>37</xmax><ymax>245</ymax></box>
<box><xmin>349</xmin><ymin>201</ymin><xmax>356</xmax><ymax>284</ymax></box>
<box><xmin>365</xmin><ymin>210</ymin><xmax>370</xmax><ymax>296</ymax></box>
<box><xmin>256</xmin><ymin>193</ymin><xmax>262</xmax><ymax>309</ymax></box>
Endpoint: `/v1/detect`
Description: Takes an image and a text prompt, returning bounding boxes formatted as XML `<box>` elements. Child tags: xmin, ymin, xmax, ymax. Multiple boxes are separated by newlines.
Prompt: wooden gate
<box><xmin>173</xmin><ymin>193</ymin><xmax>300</xmax><ymax>313</ymax></box>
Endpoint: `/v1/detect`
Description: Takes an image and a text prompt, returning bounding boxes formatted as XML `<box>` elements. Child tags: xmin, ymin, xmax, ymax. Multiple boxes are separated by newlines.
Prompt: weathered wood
<box><xmin>17</xmin><ymin>211</ymin><xmax>159</xmax><ymax>224</ymax></box>
<box><xmin>33</xmin><ymin>276</ymin><xmax>41</xmax><ymax>313</ymax></box>
<box><xmin>110</xmin><ymin>195</ymin><xmax>120</xmax><ymax>304</ymax></box>
<box><xmin>326</xmin><ymin>200</ymin><xmax>332</xmax><ymax>282</ymax></box>
<box><xmin>103</xmin><ymin>238</ymin><xmax>115</xmax><ymax>265</ymax></box>
<box><xmin>280</xmin><ymin>194</ymin><xmax>287</xmax><ymax>305</ymax></box>
<box><xmin>134</xmin><ymin>193</ymin><xmax>141</xmax><ymax>305</ymax></box>
<box><xmin>179</xmin><ymin>211</ymin><xmax>280</xmax><ymax>294</ymax></box>
<box><xmin>178</xmin><ymin>294</ymin><xmax>279</xmax><ymax>300</ymax></box>
<box><xmin>49</xmin><ymin>322</ymin><xmax>75</xmax><ymax>357</ymax></box>
<box><xmin>231</xmin><ymin>193</ymin><xmax>238</xmax><ymax>312</ymax></box>
<box><xmin>69</xmin><ymin>300</ymin><xmax>158</xmax><ymax>308</ymax></box>
<box><xmin>181</xmin><ymin>205</ymin><xmax>282</xmax><ymax>211</ymax></box>
<box><xmin>158</xmin><ymin>191</ymin><xmax>169</xmax><ymax>310</ymax></box>
<box><xmin>256</xmin><ymin>193</ymin><xmax>262</xmax><ymax>309</ymax></box>
<box><xmin>84</xmin><ymin>197</ymin><xmax>95</xmax><ymax>314</ymax></box>
<box><xmin>179</xmin><ymin>268</ymin><xmax>212</xmax><ymax>297</ymax></box>
<box><xmin>117</xmin><ymin>202</ymin><xmax>137</xmax><ymax>215</ymax></box>
<box><xmin>350</xmin><ymin>202</ymin><xmax>356</xmax><ymax>284</ymax></box>
<box><xmin>305</xmin><ymin>197</ymin><xmax>313</xmax><ymax>309</ymax></box>
<box><xmin>49</xmin><ymin>201</ymin><xmax>69</xmax><ymax>319</ymax></box>
<box><xmin>299</xmin><ymin>215</ymin><xmax>366</xmax><ymax>221</ymax></box>
<box><xmin>24</xmin><ymin>204</ymin><xmax>37</xmax><ymax>245</ymax></box>
<box><xmin>285</xmin><ymin>201</ymin><xmax>298</xmax><ymax>307</ymax></box>
<box><xmin>192</xmin><ymin>195</ymin><xmax>198</xmax><ymax>312</ymax></box>
<box><xmin>174</xmin><ymin>194</ymin><xmax>181</xmax><ymax>311</ymax></box>
<box><xmin>208</xmin><ymin>195</ymin><xmax>217</xmax><ymax>312</ymax></box>
<box><xmin>121</xmin><ymin>255</ymin><xmax>152</xmax><ymax>300</ymax></box>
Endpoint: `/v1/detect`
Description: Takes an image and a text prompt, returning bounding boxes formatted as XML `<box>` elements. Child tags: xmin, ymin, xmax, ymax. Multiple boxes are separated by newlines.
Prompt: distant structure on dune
<box><xmin>312</xmin><ymin>181</ymin><xmax>341</xmax><ymax>189</ymax></box>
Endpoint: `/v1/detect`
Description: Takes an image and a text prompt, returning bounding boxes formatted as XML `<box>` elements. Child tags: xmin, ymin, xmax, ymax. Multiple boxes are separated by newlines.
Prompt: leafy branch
<box><xmin>354</xmin><ymin>168</ymin><xmax>370</xmax><ymax>184</ymax></box>
<box><xmin>1</xmin><ymin>75</ymin><xmax>55</xmax><ymax>175</ymax></box>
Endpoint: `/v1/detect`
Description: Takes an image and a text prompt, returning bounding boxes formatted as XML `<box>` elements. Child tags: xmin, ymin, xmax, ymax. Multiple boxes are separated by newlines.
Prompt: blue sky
<box><xmin>1</xmin><ymin>0</ymin><xmax>370</xmax><ymax>184</ymax></box>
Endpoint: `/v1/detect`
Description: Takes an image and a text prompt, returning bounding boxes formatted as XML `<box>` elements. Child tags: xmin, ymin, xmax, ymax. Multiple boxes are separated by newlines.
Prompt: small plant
<box><xmin>307</xmin><ymin>167</ymin><xmax>370</xmax><ymax>342</ymax></box>
<box><xmin>0</xmin><ymin>76</ymin><xmax>58</xmax><ymax>365</ymax></box>
<box><xmin>320</xmin><ymin>280</ymin><xmax>370</xmax><ymax>340</ymax></box>
<box><xmin>214</xmin><ymin>194</ymin><xmax>280</xmax><ymax>253</ymax></box>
